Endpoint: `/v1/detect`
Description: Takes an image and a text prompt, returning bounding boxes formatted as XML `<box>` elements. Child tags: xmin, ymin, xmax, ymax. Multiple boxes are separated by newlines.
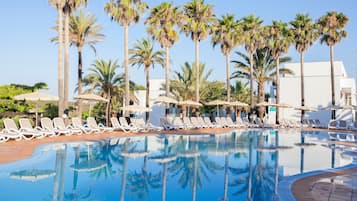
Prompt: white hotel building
<box><xmin>269</xmin><ymin>61</ymin><xmax>356</xmax><ymax>126</ymax></box>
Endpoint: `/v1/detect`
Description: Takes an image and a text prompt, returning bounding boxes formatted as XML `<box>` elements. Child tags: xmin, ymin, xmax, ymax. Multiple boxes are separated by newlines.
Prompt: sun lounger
<box><xmin>87</xmin><ymin>117</ymin><xmax>114</xmax><ymax>132</ymax></box>
<box><xmin>53</xmin><ymin>117</ymin><xmax>83</xmax><ymax>135</ymax></box>
<box><xmin>215</xmin><ymin>117</ymin><xmax>226</xmax><ymax>127</ymax></box>
<box><xmin>119</xmin><ymin>117</ymin><xmax>145</xmax><ymax>132</ymax></box>
<box><xmin>183</xmin><ymin>117</ymin><xmax>199</xmax><ymax>129</ymax></box>
<box><xmin>190</xmin><ymin>117</ymin><xmax>205</xmax><ymax>128</ymax></box>
<box><xmin>226</xmin><ymin>117</ymin><xmax>241</xmax><ymax>128</ymax></box>
<box><xmin>41</xmin><ymin>117</ymin><xmax>72</xmax><ymax>136</ymax></box>
<box><xmin>337</xmin><ymin>120</ymin><xmax>347</xmax><ymax>130</ymax></box>
<box><xmin>19</xmin><ymin>118</ymin><xmax>59</xmax><ymax>137</ymax></box>
<box><xmin>3</xmin><ymin>118</ymin><xmax>43</xmax><ymax>140</ymax></box>
<box><xmin>0</xmin><ymin>134</ymin><xmax>8</xmax><ymax>143</ymax></box>
<box><xmin>72</xmin><ymin>117</ymin><xmax>96</xmax><ymax>134</ymax></box>
<box><xmin>110</xmin><ymin>117</ymin><xmax>135</xmax><ymax>133</ymax></box>
<box><xmin>172</xmin><ymin>117</ymin><xmax>187</xmax><ymax>129</ymax></box>
<box><xmin>160</xmin><ymin>118</ymin><xmax>178</xmax><ymax>130</ymax></box>
<box><xmin>132</xmin><ymin>118</ymin><xmax>163</xmax><ymax>131</ymax></box>
<box><xmin>348</xmin><ymin>121</ymin><xmax>357</xmax><ymax>131</ymax></box>
<box><xmin>328</xmin><ymin>120</ymin><xmax>338</xmax><ymax>129</ymax></box>
<box><xmin>203</xmin><ymin>117</ymin><xmax>221</xmax><ymax>128</ymax></box>
<box><xmin>197</xmin><ymin>117</ymin><xmax>214</xmax><ymax>128</ymax></box>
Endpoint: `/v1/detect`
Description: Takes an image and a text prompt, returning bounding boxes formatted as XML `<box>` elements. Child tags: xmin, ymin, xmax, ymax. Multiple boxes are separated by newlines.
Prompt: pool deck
<box><xmin>0</xmin><ymin>127</ymin><xmax>357</xmax><ymax>201</ymax></box>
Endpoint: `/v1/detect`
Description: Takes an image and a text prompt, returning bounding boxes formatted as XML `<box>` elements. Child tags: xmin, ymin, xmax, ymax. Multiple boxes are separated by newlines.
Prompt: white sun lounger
<box><xmin>87</xmin><ymin>117</ymin><xmax>114</xmax><ymax>132</ymax></box>
<box><xmin>53</xmin><ymin>117</ymin><xmax>82</xmax><ymax>135</ymax></box>
<box><xmin>132</xmin><ymin>118</ymin><xmax>164</xmax><ymax>131</ymax></box>
<box><xmin>203</xmin><ymin>117</ymin><xmax>221</xmax><ymax>128</ymax></box>
<box><xmin>119</xmin><ymin>117</ymin><xmax>144</xmax><ymax>132</ymax></box>
<box><xmin>41</xmin><ymin>117</ymin><xmax>72</xmax><ymax>136</ymax></box>
<box><xmin>160</xmin><ymin>118</ymin><xmax>178</xmax><ymax>130</ymax></box>
<box><xmin>19</xmin><ymin>118</ymin><xmax>59</xmax><ymax>137</ymax></box>
<box><xmin>3</xmin><ymin>118</ymin><xmax>43</xmax><ymax>140</ymax></box>
<box><xmin>328</xmin><ymin>120</ymin><xmax>338</xmax><ymax>129</ymax></box>
<box><xmin>110</xmin><ymin>117</ymin><xmax>135</xmax><ymax>133</ymax></box>
<box><xmin>190</xmin><ymin>117</ymin><xmax>205</xmax><ymax>128</ymax></box>
<box><xmin>183</xmin><ymin>117</ymin><xmax>198</xmax><ymax>129</ymax></box>
<box><xmin>72</xmin><ymin>117</ymin><xmax>96</xmax><ymax>134</ymax></box>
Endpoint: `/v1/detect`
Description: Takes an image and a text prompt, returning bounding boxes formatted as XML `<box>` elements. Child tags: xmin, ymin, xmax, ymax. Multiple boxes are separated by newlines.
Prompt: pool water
<box><xmin>0</xmin><ymin>129</ymin><xmax>354</xmax><ymax>201</ymax></box>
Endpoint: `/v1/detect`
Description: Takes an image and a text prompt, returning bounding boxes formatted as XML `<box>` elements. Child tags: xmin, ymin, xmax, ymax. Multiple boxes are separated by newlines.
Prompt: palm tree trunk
<box><xmin>249</xmin><ymin>53</ymin><xmax>254</xmax><ymax>115</ymax></box>
<box><xmin>64</xmin><ymin>9</ymin><xmax>70</xmax><ymax>111</ymax></box>
<box><xmin>275</xmin><ymin>57</ymin><xmax>280</xmax><ymax>124</ymax></box>
<box><xmin>145</xmin><ymin>67</ymin><xmax>150</xmax><ymax>124</ymax></box>
<box><xmin>258</xmin><ymin>82</ymin><xmax>265</xmax><ymax>119</ymax></box>
<box><xmin>300</xmin><ymin>52</ymin><xmax>305</xmax><ymax>122</ymax></box>
<box><xmin>57</xmin><ymin>6</ymin><xmax>64</xmax><ymax>118</ymax></box>
<box><xmin>226</xmin><ymin>53</ymin><xmax>231</xmax><ymax>115</ymax></box>
<box><xmin>106</xmin><ymin>89</ymin><xmax>111</xmax><ymax>126</ymax></box>
<box><xmin>165</xmin><ymin>47</ymin><xmax>170</xmax><ymax>117</ymax></box>
<box><xmin>124</xmin><ymin>24</ymin><xmax>130</xmax><ymax>116</ymax></box>
<box><xmin>77</xmin><ymin>48</ymin><xmax>83</xmax><ymax>117</ymax></box>
<box><xmin>226</xmin><ymin>54</ymin><xmax>231</xmax><ymax>102</ymax></box>
<box><xmin>195</xmin><ymin>40</ymin><xmax>200</xmax><ymax>103</ymax></box>
<box><xmin>330</xmin><ymin>45</ymin><xmax>336</xmax><ymax>120</ymax></box>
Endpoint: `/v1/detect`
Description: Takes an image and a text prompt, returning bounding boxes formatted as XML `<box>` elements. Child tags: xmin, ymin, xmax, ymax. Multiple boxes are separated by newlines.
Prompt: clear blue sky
<box><xmin>1</xmin><ymin>0</ymin><xmax>356</xmax><ymax>98</ymax></box>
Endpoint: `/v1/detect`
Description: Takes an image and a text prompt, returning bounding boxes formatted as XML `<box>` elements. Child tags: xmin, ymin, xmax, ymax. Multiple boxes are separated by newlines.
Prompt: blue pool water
<box><xmin>0</xmin><ymin>129</ymin><xmax>354</xmax><ymax>201</ymax></box>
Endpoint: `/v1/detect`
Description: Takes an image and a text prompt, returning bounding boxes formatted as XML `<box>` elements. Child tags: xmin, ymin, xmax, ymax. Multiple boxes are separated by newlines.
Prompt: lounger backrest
<box><xmin>215</xmin><ymin>117</ymin><xmax>221</xmax><ymax>124</ymax></box>
<box><xmin>173</xmin><ymin>117</ymin><xmax>183</xmax><ymax>126</ymax></box>
<box><xmin>226</xmin><ymin>117</ymin><xmax>234</xmax><ymax>125</ymax></box>
<box><xmin>329</xmin><ymin>120</ymin><xmax>337</xmax><ymax>127</ymax></box>
<box><xmin>183</xmin><ymin>117</ymin><xmax>191</xmax><ymax>125</ymax></box>
<box><xmin>41</xmin><ymin>118</ymin><xmax>55</xmax><ymax>130</ymax></box>
<box><xmin>87</xmin><ymin>117</ymin><xmax>99</xmax><ymax>128</ymax></box>
<box><xmin>339</xmin><ymin>120</ymin><xmax>347</xmax><ymax>128</ymax></box>
<box><xmin>72</xmin><ymin>117</ymin><xmax>83</xmax><ymax>128</ymax></box>
<box><xmin>220</xmin><ymin>117</ymin><xmax>228</xmax><ymax>125</ymax></box>
<box><xmin>19</xmin><ymin>118</ymin><xmax>33</xmax><ymax>129</ymax></box>
<box><xmin>198</xmin><ymin>117</ymin><xmax>205</xmax><ymax>124</ymax></box>
<box><xmin>137</xmin><ymin>118</ymin><xmax>146</xmax><ymax>126</ymax></box>
<box><xmin>4</xmin><ymin>118</ymin><xmax>19</xmax><ymax>130</ymax></box>
<box><xmin>203</xmin><ymin>117</ymin><xmax>211</xmax><ymax>124</ymax></box>
<box><xmin>111</xmin><ymin>117</ymin><xmax>120</xmax><ymax>128</ymax></box>
<box><xmin>53</xmin><ymin>117</ymin><xmax>66</xmax><ymax>129</ymax></box>
<box><xmin>119</xmin><ymin>117</ymin><xmax>129</xmax><ymax>127</ymax></box>
<box><xmin>190</xmin><ymin>117</ymin><xmax>197</xmax><ymax>123</ymax></box>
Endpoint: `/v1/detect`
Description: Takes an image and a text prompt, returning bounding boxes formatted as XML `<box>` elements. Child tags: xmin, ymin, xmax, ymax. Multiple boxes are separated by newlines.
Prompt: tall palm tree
<box><xmin>82</xmin><ymin>59</ymin><xmax>124</xmax><ymax>125</ymax></box>
<box><xmin>211</xmin><ymin>14</ymin><xmax>242</xmax><ymax>105</ymax></box>
<box><xmin>129</xmin><ymin>38</ymin><xmax>165</xmax><ymax>124</ymax></box>
<box><xmin>290</xmin><ymin>14</ymin><xmax>319</xmax><ymax>122</ymax></box>
<box><xmin>241</xmin><ymin>14</ymin><xmax>265</xmax><ymax>115</ymax></box>
<box><xmin>63</xmin><ymin>0</ymin><xmax>87</xmax><ymax>111</ymax></box>
<box><xmin>231</xmin><ymin>48</ymin><xmax>293</xmax><ymax>119</ymax></box>
<box><xmin>69</xmin><ymin>11</ymin><xmax>105</xmax><ymax>117</ymax></box>
<box><xmin>267</xmin><ymin>21</ymin><xmax>293</xmax><ymax>124</ymax></box>
<box><xmin>104</xmin><ymin>0</ymin><xmax>148</xmax><ymax>115</ymax></box>
<box><xmin>181</xmin><ymin>0</ymin><xmax>216</xmax><ymax>103</ymax></box>
<box><xmin>48</xmin><ymin>0</ymin><xmax>65</xmax><ymax>117</ymax></box>
<box><xmin>317</xmin><ymin>12</ymin><xmax>349</xmax><ymax>120</ymax></box>
<box><xmin>145</xmin><ymin>2</ymin><xmax>184</xmax><ymax>116</ymax></box>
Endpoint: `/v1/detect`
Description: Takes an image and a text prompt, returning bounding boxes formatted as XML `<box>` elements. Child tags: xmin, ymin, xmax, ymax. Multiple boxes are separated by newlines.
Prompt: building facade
<box><xmin>269</xmin><ymin>61</ymin><xmax>356</xmax><ymax>125</ymax></box>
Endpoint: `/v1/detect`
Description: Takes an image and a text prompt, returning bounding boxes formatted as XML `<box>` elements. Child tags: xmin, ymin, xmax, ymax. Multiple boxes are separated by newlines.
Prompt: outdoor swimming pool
<box><xmin>0</xmin><ymin>129</ymin><xmax>354</xmax><ymax>201</ymax></box>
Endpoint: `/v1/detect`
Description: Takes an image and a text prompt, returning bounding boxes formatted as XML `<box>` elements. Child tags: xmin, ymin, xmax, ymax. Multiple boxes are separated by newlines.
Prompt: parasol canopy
<box><xmin>294</xmin><ymin>106</ymin><xmax>318</xmax><ymax>112</ymax></box>
<box><xmin>153</xmin><ymin>96</ymin><xmax>178</xmax><ymax>104</ymax></box>
<box><xmin>229</xmin><ymin>101</ymin><xmax>249</xmax><ymax>107</ymax></box>
<box><xmin>120</xmin><ymin>105</ymin><xmax>152</xmax><ymax>112</ymax></box>
<box><xmin>178</xmin><ymin>100</ymin><xmax>202</xmax><ymax>107</ymax></box>
<box><xmin>205</xmin><ymin>100</ymin><xmax>230</xmax><ymax>106</ymax></box>
<box><xmin>275</xmin><ymin>103</ymin><xmax>293</xmax><ymax>108</ymax></box>
<box><xmin>74</xmin><ymin>93</ymin><xmax>109</xmax><ymax>102</ymax></box>
<box><xmin>256</xmin><ymin>101</ymin><xmax>276</xmax><ymax>107</ymax></box>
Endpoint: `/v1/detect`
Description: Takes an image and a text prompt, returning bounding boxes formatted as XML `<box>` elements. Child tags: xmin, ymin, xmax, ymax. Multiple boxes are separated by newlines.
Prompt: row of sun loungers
<box><xmin>0</xmin><ymin>116</ymin><xmax>165</xmax><ymax>143</ymax></box>
<box><xmin>279</xmin><ymin>119</ymin><xmax>325</xmax><ymax>129</ymax></box>
<box><xmin>328</xmin><ymin>120</ymin><xmax>357</xmax><ymax>131</ymax></box>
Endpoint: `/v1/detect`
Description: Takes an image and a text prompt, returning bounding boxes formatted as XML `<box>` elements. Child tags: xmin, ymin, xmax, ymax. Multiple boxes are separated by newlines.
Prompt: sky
<box><xmin>1</xmin><ymin>0</ymin><xmax>357</xmax><ymax>98</ymax></box>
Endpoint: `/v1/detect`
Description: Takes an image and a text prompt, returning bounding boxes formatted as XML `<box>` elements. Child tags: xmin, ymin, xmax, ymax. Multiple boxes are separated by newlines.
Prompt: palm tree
<box><xmin>69</xmin><ymin>11</ymin><xmax>105</xmax><ymax>117</ymax></box>
<box><xmin>145</xmin><ymin>2</ymin><xmax>184</xmax><ymax>116</ymax></box>
<box><xmin>129</xmin><ymin>38</ymin><xmax>165</xmax><ymax>124</ymax></box>
<box><xmin>317</xmin><ymin>12</ymin><xmax>349</xmax><ymax>120</ymax></box>
<box><xmin>104</xmin><ymin>0</ymin><xmax>148</xmax><ymax>115</ymax></box>
<box><xmin>82</xmin><ymin>59</ymin><xmax>124</xmax><ymax>125</ymax></box>
<box><xmin>63</xmin><ymin>0</ymin><xmax>87</xmax><ymax>111</ymax></box>
<box><xmin>48</xmin><ymin>0</ymin><xmax>65</xmax><ymax>117</ymax></box>
<box><xmin>181</xmin><ymin>0</ymin><xmax>216</xmax><ymax>103</ymax></box>
<box><xmin>290</xmin><ymin>14</ymin><xmax>319</xmax><ymax>122</ymax></box>
<box><xmin>211</xmin><ymin>14</ymin><xmax>242</xmax><ymax>105</ymax></box>
<box><xmin>241</xmin><ymin>15</ymin><xmax>265</xmax><ymax>115</ymax></box>
<box><xmin>231</xmin><ymin>48</ymin><xmax>293</xmax><ymax>119</ymax></box>
<box><xmin>267</xmin><ymin>21</ymin><xmax>293</xmax><ymax>124</ymax></box>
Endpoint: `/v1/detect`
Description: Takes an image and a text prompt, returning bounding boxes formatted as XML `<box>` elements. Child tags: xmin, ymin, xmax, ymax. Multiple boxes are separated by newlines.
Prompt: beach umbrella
<box><xmin>294</xmin><ymin>106</ymin><xmax>317</xmax><ymax>112</ymax></box>
<box><xmin>74</xmin><ymin>93</ymin><xmax>109</xmax><ymax>117</ymax></box>
<box><xmin>178</xmin><ymin>100</ymin><xmax>202</xmax><ymax>117</ymax></box>
<box><xmin>205</xmin><ymin>100</ymin><xmax>230</xmax><ymax>116</ymax></box>
<box><xmin>229</xmin><ymin>101</ymin><xmax>249</xmax><ymax>107</ymax></box>
<box><xmin>320</xmin><ymin>105</ymin><xmax>343</xmax><ymax>110</ymax></box>
<box><xmin>153</xmin><ymin>96</ymin><xmax>178</xmax><ymax>104</ymax></box>
<box><xmin>14</xmin><ymin>91</ymin><xmax>58</xmax><ymax>126</ymax></box>
<box><xmin>10</xmin><ymin>169</ymin><xmax>56</xmax><ymax>182</ymax></box>
<box><xmin>120</xmin><ymin>105</ymin><xmax>152</xmax><ymax>113</ymax></box>
<box><xmin>256</xmin><ymin>101</ymin><xmax>276</xmax><ymax>107</ymax></box>
<box><xmin>275</xmin><ymin>103</ymin><xmax>293</xmax><ymax>108</ymax></box>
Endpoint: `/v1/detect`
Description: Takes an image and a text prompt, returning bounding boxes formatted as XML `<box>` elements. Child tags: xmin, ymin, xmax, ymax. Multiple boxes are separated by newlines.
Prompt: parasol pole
<box><xmin>35</xmin><ymin>102</ymin><xmax>39</xmax><ymax>127</ymax></box>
